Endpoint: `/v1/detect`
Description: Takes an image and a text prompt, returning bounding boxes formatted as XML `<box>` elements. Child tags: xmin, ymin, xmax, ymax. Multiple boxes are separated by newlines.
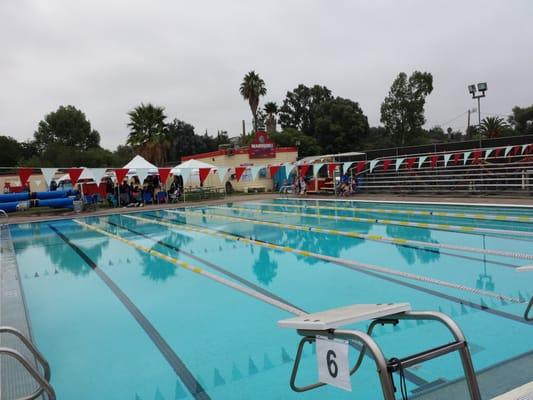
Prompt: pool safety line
<box><xmin>150</xmin><ymin>213</ymin><xmax>533</xmax><ymax>326</ymax></box>
<box><xmin>48</xmin><ymin>225</ymin><xmax>211</xmax><ymax>400</ymax></box>
<box><xmin>208</xmin><ymin>205</ymin><xmax>533</xmax><ymax>239</ymax></box>
<box><xmin>249</xmin><ymin>201</ymin><xmax>533</xmax><ymax>224</ymax></box>
<box><xmin>73</xmin><ymin>219</ymin><xmax>305</xmax><ymax>317</ymax></box>
<box><xmin>105</xmin><ymin>218</ymin><xmax>305</xmax><ymax>313</ymax></box>
<box><xmin>164</xmin><ymin>208</ymin><xmax>533</xmax><ymax>263</ymax></box>
<box><xmin>150</xmin><ymin>212</ymin><xmax>523</xmax><ymax>304</ymax></box>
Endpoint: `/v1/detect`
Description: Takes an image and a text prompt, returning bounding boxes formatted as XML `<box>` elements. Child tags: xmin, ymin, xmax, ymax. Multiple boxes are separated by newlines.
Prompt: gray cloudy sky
<box><xmin>1</xmin><ymin>0</ymin><xmax>532</xmax><ymax>150</ymax></box>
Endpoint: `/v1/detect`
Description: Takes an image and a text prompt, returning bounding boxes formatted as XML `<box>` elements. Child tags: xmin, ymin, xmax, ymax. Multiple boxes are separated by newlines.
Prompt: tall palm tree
<box><xmin>479</xmin><ymin>116</ymin><xmax>509</xmax><ymax>139</ymax></box>
<box><xmin>127</xmin><ymin>103</ymin><xmax>168</xmax><ymax>163</ymax></box>
<box><xmin>239</xmin><ymin>71</ymin><xmax>267</xmax><ymax>131</ymax></box>
<box><xmin>264</xmin><ymin>101</ymin><xmax>278</xmax><ymax>133</ymax></box>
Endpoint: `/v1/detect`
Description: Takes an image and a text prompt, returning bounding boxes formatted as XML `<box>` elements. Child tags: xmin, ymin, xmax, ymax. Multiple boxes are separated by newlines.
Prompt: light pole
<box><xmin>467</xmin><ymin>83</ymin><xmax>488</xmax><ymax>126</ymax></box>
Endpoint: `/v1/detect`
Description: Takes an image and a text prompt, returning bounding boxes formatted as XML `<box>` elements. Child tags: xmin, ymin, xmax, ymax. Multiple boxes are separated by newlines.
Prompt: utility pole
<box><xmin>467</xmin><ymin>109</ymin><xmax>471</xmax><ymax>135</ymax></box>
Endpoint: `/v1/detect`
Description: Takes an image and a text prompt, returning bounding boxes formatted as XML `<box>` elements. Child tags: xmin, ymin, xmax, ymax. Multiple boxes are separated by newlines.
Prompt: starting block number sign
<box><xmin>316</xmin><ymin>335</ymin><xmax>352</xmax><ymax>392</ymax></box>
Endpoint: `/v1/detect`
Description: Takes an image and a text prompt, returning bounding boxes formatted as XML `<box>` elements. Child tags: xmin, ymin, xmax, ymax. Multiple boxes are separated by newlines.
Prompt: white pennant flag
<box><xmin>369</xmin><ymin>160</ymin><xmax>379</xmax><ymax>173</ymax></box>
<box><xmin>463</xmin><ymin>151</ymin><xmax>472</xmax><ymax>165</ymax></box>
<box><xmin>343</xmin><ymin>162</ymin><xmax>354</xmax><ymax>173</ymax></box>
<box><xmin>395</xmin><ymin>158</ymin><xmax>405</xmax><ymax>171</ymax></box>
<box><xmin>521</xmin><ymin>144</ymin><xmax>529</xmax><ymax>154</ymax></box>
<box><xmin>135</xmin><ymin>168</ymin><xmax>150</xmax><ymax>184</ymax></box>
<box><xmin>91</xmin><ymin>168</ymin><xmax>108</xmax><ymax>184</ymax></box>
<box><xmin>418</xmin><ymin>156</ymin><xmax>427</xmax><ymax>169</ymax></box>
<box><xmin>443</xmin><ymin>154</ymin><xmax>453</xmax><ymax>167</ymax></box>
<box><xmin>504</xmin><ymin>146</ymin><xmax>513</xmax><ymax>157</ymax></box>
<box><xmin>484</xmin><ymin>149</ymin><xmax>493</xmax><ymax>160</ymax></box>
<box><xmin>179</xmin><ymin>168</ymin><xmax>192</xmax><ymax>184</ymax></box>
<box><xmin>313</xmin><ymin>163</ymin><xmax>325</xmax><ymax>177</ymax></box>
<box><xmin>250</xmin><ymin>166</ymin><xmax>262</xmax><ymax>181</ymax></box>
<box><xmin>41</xmin><ymin>168</ymin><xmax>58</xmax><ymax>188</ymax></box>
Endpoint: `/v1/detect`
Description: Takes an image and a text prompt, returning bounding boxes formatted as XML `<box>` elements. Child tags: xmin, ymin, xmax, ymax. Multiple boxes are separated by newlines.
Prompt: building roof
<box><xmin>180</xmin><ymin>146</ymin><xmax>298</xmax><ymax>161</ymax></box>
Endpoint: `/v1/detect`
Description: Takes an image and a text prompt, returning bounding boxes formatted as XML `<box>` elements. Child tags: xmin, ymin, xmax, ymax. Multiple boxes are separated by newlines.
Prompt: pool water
<box><xmin>9</xmin><ymin>199</ymin><xmax>533</xmax><ymax>399</ymax></box>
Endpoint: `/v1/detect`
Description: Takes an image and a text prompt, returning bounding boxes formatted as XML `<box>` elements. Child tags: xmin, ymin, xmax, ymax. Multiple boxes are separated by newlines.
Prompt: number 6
<box><xmin>327</xmin><ymin>350</ymin><xmax>338</xmax><ymax>377</ymax></box>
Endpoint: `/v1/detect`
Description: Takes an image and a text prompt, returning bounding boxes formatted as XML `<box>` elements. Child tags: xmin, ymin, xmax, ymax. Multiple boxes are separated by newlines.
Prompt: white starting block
<box><xmin>278</xmin><ymin>303</ymin><xmax>481</xmax><ymax>400</ymax></box>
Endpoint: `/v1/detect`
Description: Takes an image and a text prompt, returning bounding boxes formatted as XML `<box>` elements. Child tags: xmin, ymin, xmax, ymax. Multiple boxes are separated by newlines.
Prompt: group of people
<box><xmin>337</xmin><ymin>173</ymin><xmax>358</xmax><ymax>196</ymax></box>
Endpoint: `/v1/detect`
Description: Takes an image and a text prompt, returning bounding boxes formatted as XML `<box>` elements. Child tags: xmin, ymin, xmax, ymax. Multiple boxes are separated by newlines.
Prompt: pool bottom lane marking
<box><xmin>48</xmin><ymin>224</ymin><xmax>211</xmax><ymax>400</ymax></box>
<box><xmin>105</xmin><ymin>219</ymin><xmax>304</xmax><ymax>313</ymax></box>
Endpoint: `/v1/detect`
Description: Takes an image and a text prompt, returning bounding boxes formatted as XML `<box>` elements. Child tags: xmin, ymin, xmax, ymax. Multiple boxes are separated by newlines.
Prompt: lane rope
<box><xmin>73</xmin><ymin>219</ymin><xmax>305</xmax><ymax>317</ymax></box>
<box><xmin>142</xmin><ymin>212</ymin><xmax>524</xmax><ymax>304</ymax></box>
<box><xmin>209</xmin><ymin>205</ymin><xmax>533</xmax><ymax>238</ymax></box>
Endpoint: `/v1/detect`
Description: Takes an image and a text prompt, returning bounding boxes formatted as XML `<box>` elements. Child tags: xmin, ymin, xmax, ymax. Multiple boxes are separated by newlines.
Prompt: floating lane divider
<box><xmin>248</xmin><ymin>201</ymin><xmax>533</xmax><ymax>223</ymax></box>
<box><xmin>72</xmin><ymin>219</ymin><xmax>305</xmax><ymax>317</ymax></box>
<box><xmin>163</xmin><ymin>209</ymin><xmax>533</xmax><ymax>262</ymax></box>
<box><xmin>207</xmin><ymin>205</ymin><xmax>533</xmax><ymax>239</ymax></box>
<box><xmin>142</xmin><ymin>212</ymin><xmax>523</xmax><ymax>305</ymax></box>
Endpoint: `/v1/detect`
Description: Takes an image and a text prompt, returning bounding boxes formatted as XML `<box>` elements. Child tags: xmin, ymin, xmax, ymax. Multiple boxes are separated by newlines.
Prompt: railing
<box><xmin>0</xmin><ymin>209</ymin><xmax>8</xmax><ymax>222</ymax></box>
<box><xmin>0</xmin><ymin>327</ymin><xmax>56</xmax><ymax>400</ymax></box>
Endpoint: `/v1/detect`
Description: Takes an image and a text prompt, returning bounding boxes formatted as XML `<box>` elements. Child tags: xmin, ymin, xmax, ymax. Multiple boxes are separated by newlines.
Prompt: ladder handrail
<box><xmin>0</xmin><ymin>347</ymin><xmax>56</xmax><ymax>400</ymax></box>
<box><xmin>0</xmin><ymin>209</ymin><xmax>7</xmax><ymax>220</ymax></box>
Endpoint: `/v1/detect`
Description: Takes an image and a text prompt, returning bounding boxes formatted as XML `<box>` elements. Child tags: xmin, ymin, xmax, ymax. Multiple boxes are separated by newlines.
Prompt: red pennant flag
<box><xmin>512</xmin><ymin>145</ymin><xmax>521</xmax><ymax>155</ymax></box>
<box><xmin>68</xmin><ymin>168</ymin><xmax>84</xmax><ymax>186</ymax></box>
<box><xmin>98</xmin><ymin>182</ymin><xmax>107</xmax><ymax>199</ymax></box>
<box><xmin>18</xmin><ymin>167</ymin><xmax>33</xmax><ymax>185</ymax></box>
<box><xmin>453</xmin><ymin>153</ymin><xmax>461</xmax><ymax>165</ymax></box>
<box><xmin>114</xmin><ymin>168</ymin><xmax>129</xmax><ymax>184</ymax></box>
<box><xmin>158</xmin><ymin>168</ymin><xmax>172</xmax><ymax>184</ymax></box>
<box><xmin>235</xmin><ymin>167</ymin><xmax>246</xmax><ymax>182</ymax></box>
<box><xmin>524</xmin><ymin>144</ymin><xmax>532</xmax><ymax>154</ymax></box>
<box><xmin>406</xmin><ymin>158</ymin><xmax>416</xmax><ymax>169</ymax></box>
<box><xmin>382</xmin><ymin>159</ymin><xmax>391</xmax><ymax>171</ymax></box>
<box><xmin>356</xmin><ymin>161</ymin><xmax>366</xmax><ymax>173</ymax></box>
<box><xmin>473</xmin><ymin>150</ymin><xmax>482</xmax><ymax>162</ymax></box>
<box><xmin>199</xmin><ymin>168</ymin><xmax>211</xmax><ymax>184</ymax></box>
<box><xmin>327</xmin><ymin>163</ymin><xmax>339</xmax><ymax>176</ymax></box>
<box><xmin>493</xmin><ymin>147</ymin><xmax>502</xmax><ymax>157</ymax></box>
<box><xmin>430</xmin><ymin>155</ymin><xmax>439</xmax><ymax>168</ymax></box>
<box><xmin>269</xmin><ymin>165</ymin><xmax>280</xmax><ymax>177</ymax></box>
<box><xmin>299</xmin><ymin>164</ymin><xmax>311</xmax><ymax>177</ymax></box>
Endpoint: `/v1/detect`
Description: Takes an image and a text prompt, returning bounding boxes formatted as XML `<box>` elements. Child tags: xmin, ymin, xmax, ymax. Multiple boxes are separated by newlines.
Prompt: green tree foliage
<box><xmin>269</xmin><ymin>128</ymin><xmax>321</xmax><ymax>158</ymax></box>
<box><xmin>127</xmin><ymin>103</ymin><xmax>168</xmax><ymax>164</ymax></box>
<box><xmin>508</xmin><ymin>105</ymin><xmax>533</xmax><ymax>135</ymax></box>
<box><xmin>113</xmin><ymin>145</ymin><xmax>136</xmax><ymax>165</ymax></box>
<box><xmin>380</xmin><ymin>71</ymin><xmax>433</xmax><ymax>146</ymax></box>
<box><xmin>479</xmin><ymin>116</ymin><xmax>510</xmax><ymax>138</ymax></box>
<box><xmin>263</xmin><ymin>101</ymin><xmax>278</xmax><ymax>133</ymax></box>
<box><xmin>0</xmin><ymin>135</ymin><xmax>23</xmax><ymax>167</ymax></box>
<box><xmin>239</xmin><ymin>71</ymin><xmax>267</xmax><ymax>131</ymax></box>
<box><xmin>34</xmin><ymin>105</ymin><xmax>100</xmax><ymax>153</ymax></box>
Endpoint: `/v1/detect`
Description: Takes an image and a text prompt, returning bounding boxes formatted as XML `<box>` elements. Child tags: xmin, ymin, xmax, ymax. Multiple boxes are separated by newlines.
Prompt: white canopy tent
<box><xmin>123</xmin><ymin>155</ymin><xmax>158</xmax><ymax>183</ymax></box>
<box><xmin>171</xmin><ymin>159</ymin><xmax>220</xmax><ymax>187</ymax></box>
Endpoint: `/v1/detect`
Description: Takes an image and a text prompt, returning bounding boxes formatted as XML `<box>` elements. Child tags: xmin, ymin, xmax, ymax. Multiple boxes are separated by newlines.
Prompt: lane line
<box><xmin>210</xmin><ymin>205</ymin><xmax>533</xmax><ymax>238</ymax></box>
<box><xmin>49</xmin><ymin>224</ymin><xmax>211</xmax><ymax>400</ymax></box>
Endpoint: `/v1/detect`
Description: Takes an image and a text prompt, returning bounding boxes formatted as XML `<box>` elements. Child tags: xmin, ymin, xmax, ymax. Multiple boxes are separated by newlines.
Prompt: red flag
<box><xmin>453</xmin><ymin>153</ymin><xmax>461</xmax><ymax>165</ymax></box>
<box><xmin>406</xmin><ymin>158</ymin><xmax>416</xmax><ymax>169</ymax></box>
<box><xmin>299</xmin><ymin>164</ymin><xmax>311</xmax><ymax>177</ymax></box>
<box><xmin>114</xmin><ymin>168</ymin><xmax>129</xmax><ymax>184</ymax></box>
<box><xmin>430</xmin><ymin>155</ymin><xmax>439</xmax><ymax>168</ymax></box>
<box><xmin>473</xmin><ymin>150</ymin><xmax>482</xmax><ymax>161</ymax></box>
<box><xmin>269</xmin><ymin>165</ymin><xmax>280</xmax><ymax>177</ymax></box>
<box><xmin>356</xmin><ymin>161</ymin><xmax>366</xmax><ymax>173</ymax></box>
<box><xmin>98</xmin><ymin>183</ymin><xmax>107</xmax><ymax>199</ymax></box>
<box><xmin>327</xmin><ymin>163</ymin><xmax>338</xmax><ymax>176</ymax></box>
<box><xmin>68</xmin><ymin>168</ymin><xmax>84</xmax><ymax>186</ymax></box>
<box><xmin>493</xmin><ymin>147</ymin><xmax>502</xmax><ymax>157</ymax></box>
<box><xmin>512</xmin><ymin>145</ymin><xmax>521</xmax><ymax>155</ymax></box>
<box><xmin>524</xmin><ymin>144</ymin><xmax>532</xmax><ymax>154</ymax></box>
<box><xmin>199</xmin><ymin>168</ymin><xmax>211</xmax><ymax>184</ymax></box>
<box><xmin>382</xmin><ymin>159</ymin><xmax>391</xmax><ymax>171</ymax></box>
<box><xmin>18</xmin><ymin>167</ymin><xmax>33</xmax><ymax>185</ymax></box>
<box><xmin>158</xmin><ymin>168</ymin><xmax>172</xmax><ymax>184</ymax></box>
<box><xmin>235</xmin><ymin>167</ymin><xmax>246</xmax><ymax>182</ymax></box>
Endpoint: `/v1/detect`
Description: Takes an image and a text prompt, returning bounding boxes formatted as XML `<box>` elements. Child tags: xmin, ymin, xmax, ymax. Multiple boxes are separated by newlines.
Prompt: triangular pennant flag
<box><xmin>313</xmin><ymin>163</ymin><xmax>324</xmax><ymax>177</ymax></box>
<box><xmin>135</xmin><ymin>168</ymin><xmax>150</xmax><ymax>184</ymax></box>
<box><xmin>430</xmin><ymin>155</ymin><xmax>439</xmax><ymax>168</ymax></box>
<box><xmin>369</xmin><ymin>160</ymin><xmax>379</xmax><ymax>173</ymax></box>
<box><xmin>199</xmin><ymin>168</ymin><xmax>211</xmax><ymax>185</ymax></box>
<box><xmin>484</xmin><ymin>149</ymin><xmax>493</xmax><ymax>160</ymax></box>
<box><xmin>41</xmin><ymin>168</ymin><xmax>58</xmax><ymax>188</ymax></box>
<box><xmin>327</xmin><ymin>163</ymin><xmax>338</xmax><ymax>176</ymax></box>
<box><xmin>473</xmin><ymin>150</ymin><xmax>482</xmax><ymax>162</ymax></box>
<box><xmin>453</xmin><ymin>153</ymin><xmax>462</xmax><ymax>164</ymax></box>
<box><xmin>269</xmin><ymin>165</ymin><xmax>280</xmax><ymax>178</ymax></box>
<box><xmin>91</xmin><ymin>168</ymin><xmax>108</xmax><ymax>185</ymax></box>
<box><xmin>443</xmin><ymin>154</ymin><xmax>452</xmax><ymax>167</ymax></box>
<box><xmin>383</xmin><ymin>159</ymin><xmax>391</xmax><ymax>171</ymax></box>
<box><xmin>395</xmin><ymin>158</ymin><xmax>405</xmax><ymax>171</ymax></box>
<box><xmin>68</xmin><ymin>168</ymin><xmax>84</xmax><ymax>185</ymax></box>
<box><xmin>463</xmin><ymin>151</ymin><xmax>472</xmax><ymax>165</ymax></box>
<box><xmin>493</xmin><ymin>147</ymin><xmax>502</xmax><ymax>157</ymax></box>
<box><xmin>250</xmin><ymin>166</ymin><xmax>262</xmax><ymax>181</ymax></box>
<box><xmin>343</xmin><ymin>162</ymin><xmax>354</xmax><ymax>173</ymax></box>
<box><xmin>418</xmin><ymin>156</ymin><xmax>427</xmax><ymax>169</ymax></box>
<box><xmin>512</xmin><ymin>145</ymin><xmax>521</xmax><ymax>155</ymax></box>
<box><xmin>18</xmin><ymin>167</ymin><xmax>33</xmax><ymax>185</ymax></box>
<box><xmin>522</xmin><ymin>144</ymin><xmax>530</xmax><ymax>154</ymax></box>
<box><xmin>504</xmin><ymin>146</ymin><xmax>513</xmax><ymax>157</ymax></box>
<box><xmin>235</xmin><ymin>167</ymin><xmax>246</xmax><ymax>182</ymax></box>
<box><xmin>179</xmin><ymin>168</ymin><xmax>192</xmax><ymax>184</ymax></box>
<box><xmin>299</xmin><ymin>164</ymin><xmax>311</xmax><ymax>177</ymax></box>
<box><xmin>406</xmin><ymin>158</ymin><xmax>416</xmax><ymax>169</ymax></box>
<box><xmin>113</xmin><ymin>168</ymin><xmax>129</xmax><ymax>184</ymax></box>
<box><xmin>356</xmin><ymin>161</ymin><xmax>366</xmax><ymax>173</ymax></box>
<box><xmin>158</xmin><ymin>168</ymin><xmax>172</xmax><ymax>184</ymax></box>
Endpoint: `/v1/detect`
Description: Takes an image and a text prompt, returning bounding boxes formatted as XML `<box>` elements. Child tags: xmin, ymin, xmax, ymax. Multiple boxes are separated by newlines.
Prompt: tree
<box><xmin>508</xmin><ymin>105</ymin><xmax>533</xmax><ymax>135</ymax></box>
<box><xmin>34</xmin><ymin>105</ymin><xmax>100</xmax><ymax>153</ymax></box>
<box><xmin>479</xmin><ymin>116</ymin><xmax>509</xmax><ymax>138</ymax></box>
<box><xmin>380</xmin><ymin>71</ymin><xmax>433</xmax><ymax>146</ymax></box>
<box><xmin>0</xmin><ymin>135</ymin><xmax>22</xmax><ymax>167</ymax></box>
<box><xmin>264</xmin><ymin>102</ymin><xmax>278</xmax><ymax>133</ymax></box>
<box><xmin>239</xmin><ymin>71</ymin><xmax>267</xmax><ymax>131</ymax></box>
<box><xmin>127</xmin><ymin>103</ymin><xmax>168</xmax><ymax>164</ymax></box>
<box><xmin>270</xmin><ymin>128</ymin><xmax>321</xmax><ymax>158</ymax></box>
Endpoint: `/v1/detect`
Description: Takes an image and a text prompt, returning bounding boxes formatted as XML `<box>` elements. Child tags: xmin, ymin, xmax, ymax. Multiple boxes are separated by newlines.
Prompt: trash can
<box><xmin>73</xmin><ymin>200</ymin><xmax>83</xmax><ymax>213</ymax></box>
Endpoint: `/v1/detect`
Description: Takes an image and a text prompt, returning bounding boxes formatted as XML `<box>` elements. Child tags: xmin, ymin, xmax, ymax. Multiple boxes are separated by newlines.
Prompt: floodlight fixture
<box><xmin>467</xmin><ymin>82</ymin><xmax>488</xmax><ymax>126</ymax></box>
<box><xmin>468</xmin><ymin>84</ymin><xmax>476</xmax><ymax>95</ymax></box>
<box><xmin>477</xmin><ymin>82</ymin><xmax>487</xmax><ymax>92</ymax></box>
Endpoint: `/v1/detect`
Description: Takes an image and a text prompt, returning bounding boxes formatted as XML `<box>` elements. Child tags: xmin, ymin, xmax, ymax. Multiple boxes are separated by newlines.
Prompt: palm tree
<box><xmin>239</xmin><ymin>71</ymin><xmax>267</xmax><ymax>131</ymax></box>
<box><xmin>479</xmin><ymin>116</ymin><xmax>509</xmax><ymax>139</ymax></box>
<box><xmin>264</xmin><ymin>101</ymin><xmax>278</xmax><ymax>133</ymax></box>
<box><xmin>127</xmin><ymin>103</ymin><xmax>168</xmax><ymax>163</ymax></box>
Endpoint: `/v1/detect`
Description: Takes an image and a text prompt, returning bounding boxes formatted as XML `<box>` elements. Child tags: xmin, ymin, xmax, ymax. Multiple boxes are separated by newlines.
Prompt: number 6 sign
<box><xmin>316</xmin><ymin>335</ymin><xmax>352</xmax><ymax>391</ymax></box>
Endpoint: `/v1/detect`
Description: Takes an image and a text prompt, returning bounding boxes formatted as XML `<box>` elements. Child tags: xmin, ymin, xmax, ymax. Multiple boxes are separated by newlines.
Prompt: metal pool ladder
<box><xmin>0</xmin><ymin>326</ymin><xmax>56</xmax><ymax>400</ymax></box>
<box><xmin>278</xmin><ymin>303</ymin><xmax>482</xmax><ymax>400</ymax></box>
<box><xmin>0</xmin><ymin>209</ymin><xmax>8</xmax><ymax>224</ymax></box>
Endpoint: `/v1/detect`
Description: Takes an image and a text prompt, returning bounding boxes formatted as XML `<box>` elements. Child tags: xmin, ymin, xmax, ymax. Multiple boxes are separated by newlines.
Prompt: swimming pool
<box><xmin>5</xmin><ymin>198</ymin><xmax>533</xmax><ymax>399</ymax></box>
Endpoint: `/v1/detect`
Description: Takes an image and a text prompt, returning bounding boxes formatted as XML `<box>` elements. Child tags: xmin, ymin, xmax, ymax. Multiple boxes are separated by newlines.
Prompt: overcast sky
<box><xmin>1</xmin><ymin>0</ymin><xmax>532</xmax><ymax>150</ymax></box>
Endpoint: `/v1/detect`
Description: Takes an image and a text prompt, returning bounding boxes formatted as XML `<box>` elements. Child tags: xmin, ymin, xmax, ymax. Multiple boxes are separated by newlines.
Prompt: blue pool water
<box><xmin>8</xmin><ymin>199</ymin><xmax>533</xmax><ymax>399</ymax></box>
